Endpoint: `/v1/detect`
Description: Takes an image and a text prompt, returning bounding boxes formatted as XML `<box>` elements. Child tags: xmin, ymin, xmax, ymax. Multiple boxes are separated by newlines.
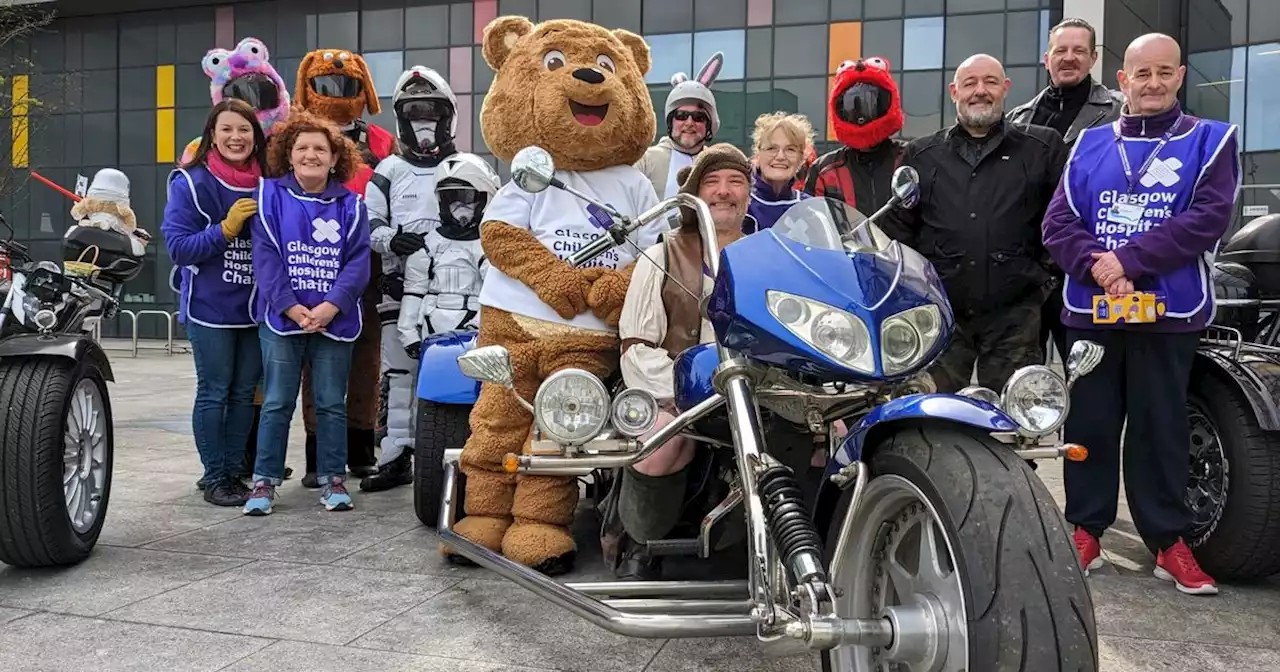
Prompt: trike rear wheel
<box><xmin>0</xmin><ymin>357</ymin><xmax>113</xmax><ymax>568</ymax></box>
<box><xmin>821</xmin><ymin>422</ymin><xmax>1097</xmax><ymax>671</ymax></box>
<box><xmin>413</xmin><ymin>400</ymin><xmax>471</xmax><ymax>528</ymax></box>
<box><xmin>1184</xmin><ymin>373</ymin><xmax>1280</xmax><ymax>580</ymax></box>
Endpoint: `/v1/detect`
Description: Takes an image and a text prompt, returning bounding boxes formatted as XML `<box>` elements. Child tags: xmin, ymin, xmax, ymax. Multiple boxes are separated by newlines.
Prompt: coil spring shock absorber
<box><xmin>758</xmin><ymin>465</ymin><xmax>827</xmax><ymax>584</ymax></box>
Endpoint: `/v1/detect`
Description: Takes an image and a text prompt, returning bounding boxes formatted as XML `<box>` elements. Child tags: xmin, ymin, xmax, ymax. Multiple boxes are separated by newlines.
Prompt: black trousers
<box><xmin>1040</xmin><ymin>288</ymin><xmax>1068</xmax><ymax>364</ymax></box>
<box><xmin>929</xmin><ymin>296</ymin><xmax>1043</xmax><ymax>393</ymax></box>
<box><xmin>1063</xmin><ymin>328</ymin><xmax>1200</xmax><ymax>550</ymax></box>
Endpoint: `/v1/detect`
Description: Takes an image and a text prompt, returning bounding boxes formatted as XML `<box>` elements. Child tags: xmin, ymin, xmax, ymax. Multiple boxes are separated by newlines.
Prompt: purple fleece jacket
<box><xmin>1041</xmin><ymin>103</ymin><xmax>1240</xmax><ymax>332</ymax></box>
<box><xmin>251</xmin><ymin>174</ymin><xmax>371</xmax><ymax>320</ymax></box>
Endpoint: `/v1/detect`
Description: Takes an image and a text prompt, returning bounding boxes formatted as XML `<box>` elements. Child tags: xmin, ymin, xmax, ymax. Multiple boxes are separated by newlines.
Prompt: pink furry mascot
<box><xmin>179</xmin><ymin>37</ymin><xmax>292</xmax><ymax>164</ymax></box>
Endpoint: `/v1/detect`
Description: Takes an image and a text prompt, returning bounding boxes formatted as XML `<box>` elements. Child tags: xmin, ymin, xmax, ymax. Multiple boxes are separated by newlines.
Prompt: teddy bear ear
<box><xmin>676</xmin><ymin>165</ymin><xmax>692</xmax><ymax>188</ymax></box>
<box><xmin>613</xmin><ymin>29</ymin><xmax>651</xmax><ymax>77</ymax></box>
<box><xmin>482</xmin><ymin>15</ymin><xmax>535</xmax><ymax>71</ymax></box>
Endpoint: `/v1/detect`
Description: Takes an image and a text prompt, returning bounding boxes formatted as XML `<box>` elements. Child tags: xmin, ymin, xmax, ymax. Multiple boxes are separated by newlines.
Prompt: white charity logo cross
<box><xmin>1139</xmin><ymin>157</ymin><xmax>1182</xmax><ymax>188</ymax></box>
<box><xmin>311</xmin><ymin>218</ymin><xmax>341</xmax><ymax>244</ymax></box>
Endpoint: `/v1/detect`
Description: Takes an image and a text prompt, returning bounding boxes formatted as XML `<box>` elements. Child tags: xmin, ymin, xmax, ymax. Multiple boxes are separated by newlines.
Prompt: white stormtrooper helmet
<box><xmin>392</xmin><ymin>66</ymin><xmax>458</xmax><ymax>162</ymax></box>
<box><xmin>435</xmin><ymin>153</ymin><xmax>500</xmax><ymax>240</ymax></box>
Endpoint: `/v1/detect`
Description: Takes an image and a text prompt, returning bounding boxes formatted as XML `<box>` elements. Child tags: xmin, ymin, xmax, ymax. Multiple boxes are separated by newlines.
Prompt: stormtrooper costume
<box><xmin>363</xmin><ymin>66</ymin><xmax>459</xmax><ymax>492</ymax></box>
<box><xmin>397</xmin><ymin>153</ymin><xmax>499</xmax><ymax>358</ymax></box>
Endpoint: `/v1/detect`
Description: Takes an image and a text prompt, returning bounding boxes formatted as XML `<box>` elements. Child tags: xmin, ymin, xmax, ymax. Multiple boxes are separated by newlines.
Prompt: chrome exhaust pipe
<box><xmin>601</xmin><ymin>599</ymin><xmax>754</xmax><ymax>615</ymax></box>
<box><xmin>564</xmin><ymin>580</ymin><xmax>749</xmax><ymax>598</ymax></box>
<box><xmin>504</xmin><ymin>393</ymin><xmax>726</xmax><ymax>475</ymax></box>
<box><xmin>437</xmin><ymin>461</ymin><xmax>757</xmax><ymax>638</ymax></box>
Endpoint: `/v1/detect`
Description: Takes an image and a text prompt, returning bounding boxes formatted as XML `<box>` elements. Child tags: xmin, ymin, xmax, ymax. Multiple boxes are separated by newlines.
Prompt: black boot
<box><xmin>302</xmin><ymin>434</ymin><xmax>321</xmax><ymax>488</ymax></box>
<box><xmin>347</xmin><ymin>427</ymin><xmax>378</xmax><ymax>478</ymax></box>
<box><xmin>359</xmin><ymin>450</ymin><xmax>414</xmax><ymax>492</ymax></box>
<box><xmin>204</xmin><ymin>476</ymin><xmax>251</xmax><ymax>507</ymax></box>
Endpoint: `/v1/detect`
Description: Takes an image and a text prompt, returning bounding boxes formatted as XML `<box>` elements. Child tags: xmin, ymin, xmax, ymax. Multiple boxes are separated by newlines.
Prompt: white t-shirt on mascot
<box><xmin>479</xmin><ymin>164</ymin><xmax>661</xmax><ymax>332</ymax></box>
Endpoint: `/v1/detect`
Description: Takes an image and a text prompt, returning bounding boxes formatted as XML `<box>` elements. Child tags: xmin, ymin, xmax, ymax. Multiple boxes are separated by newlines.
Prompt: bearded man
<box><xmin>881</xmin><ymin>54</ymin><xmax>1068</xmax><ymax>393</ymax></box>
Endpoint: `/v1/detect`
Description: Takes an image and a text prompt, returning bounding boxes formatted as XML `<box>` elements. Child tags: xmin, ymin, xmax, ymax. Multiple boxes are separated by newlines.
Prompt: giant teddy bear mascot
<box><xmin>446</xmin><ymin>16</ymin><xmax>662</xmax><ymax>574</ymax></box>
<box><xmin>291</xmin><ymin>48</ymin><xmax>397</xmax><ymax>484</ymax></box>
<box><xmin>804</xmin><ymin>57</ymin><xmax>906</xmax><ymax>213</ymax></box>
<box><xmin>178</xmin><ymin>37</ymin><xmax>293</xmax><ymax>487</ymax></box>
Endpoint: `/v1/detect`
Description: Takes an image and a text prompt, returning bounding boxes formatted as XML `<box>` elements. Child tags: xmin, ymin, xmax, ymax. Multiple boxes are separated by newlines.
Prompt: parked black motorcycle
<box><xmin>0</xmin><ymin>213</ymin><xmax>142</xmax><ymax>568</ymax></box>
<box><xmin>1183</xmin><ymin>213</ymin><xmax>1280</xmax><ymax>581</ymax></box>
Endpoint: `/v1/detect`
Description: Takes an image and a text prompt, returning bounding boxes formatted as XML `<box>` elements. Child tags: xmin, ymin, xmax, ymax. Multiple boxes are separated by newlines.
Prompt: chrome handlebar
<box><xmin>567</xmin><ymin>193</ymin><xmax>721</xmax><ymax>276</ymax></box>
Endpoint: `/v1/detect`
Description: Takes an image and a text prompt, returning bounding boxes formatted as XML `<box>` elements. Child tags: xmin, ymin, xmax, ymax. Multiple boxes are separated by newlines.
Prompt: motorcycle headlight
<box><xmin>534</xmin><ymin>369</ymin><xmax>610</xmax><ymax>445</ymax></box>
<box><xmin>1001</xmin><ymin>365</ymin><xmax>1069</xmax><ymax>437</ymax></box>
<box><xmin>611</xmin><ymin>388</ymin><xmax>658</xmax><ymax>438</ymax></box>
<box><xmin>767</xmin><ymin>290</ymin><xmax>873</xmax><ymax>373</ymax></box>
<box><xmin>880</xmin><ymin>305</ymin><xmax>943</xmax><ymax>376</ymax></box>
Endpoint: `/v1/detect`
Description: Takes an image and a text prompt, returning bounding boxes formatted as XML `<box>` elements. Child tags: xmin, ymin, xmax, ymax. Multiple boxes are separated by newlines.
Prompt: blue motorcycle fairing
<box><xmin>825</xmin><ymin>393</ymin><xmax>1019</xmax><ymax>476</ymax></box>
<box><xmin>702</xmin><ymin>228</ymin><xmax>953</xmax><ymax>383</ymax></box>
<box><xmin>416</xmin><ymin>330</ymin><xmax>480</xmax><ymax>405</ymax></box>
<box><xmin>673</xmin><ymin>342</ymin><xmax>721</xmax><ymax>412</ymax></box>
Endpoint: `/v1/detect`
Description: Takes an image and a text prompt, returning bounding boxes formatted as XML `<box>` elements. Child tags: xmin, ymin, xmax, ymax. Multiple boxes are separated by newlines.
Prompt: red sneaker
<box><xmin>1074</xmin><ymin>527</ymin><xmax>1104</xmax><ymax>575</ymax></box>
<box><xmin>1154</xmin><ymin>539</ymin><xmax>1219</xmax><ymax>595</ymax></box>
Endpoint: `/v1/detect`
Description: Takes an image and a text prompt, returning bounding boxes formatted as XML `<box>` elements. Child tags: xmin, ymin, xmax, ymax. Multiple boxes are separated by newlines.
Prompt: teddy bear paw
<box><xmin>501</xmin><ymin>521</ymin><xmax>577</xmax><ymax>576</ymax></box>
<box><xmin>446</xmin><ymin>515</ymin><xmax>512</xmax><ymax>558</ymax></box>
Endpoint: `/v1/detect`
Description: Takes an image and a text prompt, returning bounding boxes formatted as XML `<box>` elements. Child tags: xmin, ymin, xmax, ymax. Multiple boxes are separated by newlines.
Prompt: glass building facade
<box><xmin>2</xmin><ymin>0</ymin><xmax>1274</xmax><ymax>338</ymax></box>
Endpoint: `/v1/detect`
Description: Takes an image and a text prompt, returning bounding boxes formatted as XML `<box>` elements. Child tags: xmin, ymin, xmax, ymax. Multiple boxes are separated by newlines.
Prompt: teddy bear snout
<box><xmin>333</xmin><ymin>60</ymin><xmax>344</xmax><ymax>69</ymax></box>
<box><xmin>571</xmin><ymin>68</ymin><xmax>605</xmax><ymax>85</ymax></box>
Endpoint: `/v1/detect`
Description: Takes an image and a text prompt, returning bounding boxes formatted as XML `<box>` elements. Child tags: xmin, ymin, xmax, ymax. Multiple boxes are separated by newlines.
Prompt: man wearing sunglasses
<box><xmin>636</xmin><ymin>53</ymin><xmax>724</xmax><ymax>206</ymax></box>
<box><xmin>363</xmin><ymin>66</ymin><xmax>462</xmax><ymax>492</ymax></box>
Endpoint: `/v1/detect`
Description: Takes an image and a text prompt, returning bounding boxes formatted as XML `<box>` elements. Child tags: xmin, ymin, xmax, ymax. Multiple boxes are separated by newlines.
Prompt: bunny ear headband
<box><xmin>670</xmin><ymin>51</ymin><xmax>724</xmax><ymax>88</ymax></box>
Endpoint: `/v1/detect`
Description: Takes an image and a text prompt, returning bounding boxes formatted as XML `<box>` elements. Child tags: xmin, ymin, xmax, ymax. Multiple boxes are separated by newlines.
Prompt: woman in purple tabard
<box><xmin>162</xmin><ymin>99</ymin><xmax>268</xmax><ymax>508</ymax></box>
<box><xmin>244</xmin><ymin>110</ymin><xmax>371</xmax><ymax>516</ymax></box>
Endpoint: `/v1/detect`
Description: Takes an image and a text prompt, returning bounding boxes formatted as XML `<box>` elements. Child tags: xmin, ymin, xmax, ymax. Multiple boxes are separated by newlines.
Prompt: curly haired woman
<box><xmin>244</xmin><ymin>110</ymin><xmax>371</xmax><ymax>515</ymax></box>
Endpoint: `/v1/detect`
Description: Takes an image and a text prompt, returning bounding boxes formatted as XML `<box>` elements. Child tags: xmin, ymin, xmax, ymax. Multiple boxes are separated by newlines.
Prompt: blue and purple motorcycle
<box><xmin>423</xmin><ymin>145</ymin><xmax>1103</xmax><ymax>671</ymax></box>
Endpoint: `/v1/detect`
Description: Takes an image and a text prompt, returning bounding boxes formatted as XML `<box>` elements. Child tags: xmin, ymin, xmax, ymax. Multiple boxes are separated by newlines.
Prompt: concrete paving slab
<box><xmin>1090</xmin><ymin>574</ymin><xmax>1280</xmax><ymax>648</ymax></box>
<box><xmin>351</xmin><ymin>577</ymin><xmax>666</xmax><ymax>672</ymax></box>
<box><xmin>141</xmin><ymin>500</ymin><xmax>423</xmax><ymax>564</ymax></box>
<box><xmin>105</xmin><ymin>560</ymin><xmax>458</xmax><ymax>646</ymax></box>
<box><xmin>0</xmin><ymin>606</ymin><xmax>31</xmax><ymax>624</ymax></box>
<box><xmin>333</xmin><ymin>526</ymin><xmax>488</xmax><ymax>579</ymax></box>
<box><xmin>645</xmin><ymin>637</ymin><xmax>821</xmax><ymax>671</ymax></box>
<box><xmin>110</xmin><ymin>469</ymin><xmax>211</xmax><ymax>506</ymax></box>
<box><xmin>0</xmin><ymin>611</ymin><xmax>271</xmax><ymax>672</ymax></box>
<box><xmin>223</xmin><ymin>640</ymin><xmax>554</xmax><ymax>672</ymax></box>
<box><xmin>0</xmin><ymin>545</ymin><xmax>248</xmax><ymax>616</ymax></box>
<box><xmin>1100</xmin><ymin>635</ymin><xmax>1280</xmax><ymax>672</ymax></box>
<box><xmin>97</xmin><ymin>501</ymin><xmax>243</xmax><ymax>548</ymax></box>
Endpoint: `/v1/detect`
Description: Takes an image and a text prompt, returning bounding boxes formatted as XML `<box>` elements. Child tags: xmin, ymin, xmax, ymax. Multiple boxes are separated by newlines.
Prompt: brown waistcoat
<box><xmin>622</xmin><ymin>230</ymin><xmax>705</xmax><ymax>357</ymax></box>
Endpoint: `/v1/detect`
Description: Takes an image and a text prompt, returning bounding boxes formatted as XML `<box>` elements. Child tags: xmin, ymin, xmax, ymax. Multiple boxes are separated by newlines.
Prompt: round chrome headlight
<box><xmin>33</xmin><ymin>309</ymin><xmax>57</xmax><ymax>330</ymax></box>
<box><xmin>611</xmin><ymin>388</ymin><xmax>658</xmax><ymax>438</ymax></box>
<box><xmin>1000</xmin><ymin>365</ymin><xmax>1069</xmax><ymax>436</ymax></box>
<box><xmin>533</xmin><ymin>369</ymin><xmax>610</xmax><ymax>445</ymax></box>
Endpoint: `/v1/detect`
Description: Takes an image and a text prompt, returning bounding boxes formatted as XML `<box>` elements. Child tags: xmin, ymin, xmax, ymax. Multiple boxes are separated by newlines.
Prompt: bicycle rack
<box><xmin>120</xmin><ymin>309</ymin><xmax>176</xmax><ymax>357</ymax></box>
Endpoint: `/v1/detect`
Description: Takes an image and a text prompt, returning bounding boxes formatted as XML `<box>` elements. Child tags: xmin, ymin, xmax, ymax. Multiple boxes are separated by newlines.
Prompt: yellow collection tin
<box><xmin>1092</xmin><ymin>292</ymin><xmax>1167</xmax><ymax>324</ymax></box>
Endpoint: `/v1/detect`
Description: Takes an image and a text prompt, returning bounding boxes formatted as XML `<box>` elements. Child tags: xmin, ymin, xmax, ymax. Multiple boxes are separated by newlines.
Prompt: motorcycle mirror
<box><xmin>511</xmin><ymin>146</ymin><xmax>556</xmax><ymax>194</ymax></box>
<box><xmin>891</xmin><ymin>166</ymin><xmax>920</xmax><ymax>208</ymax></box>
<box><xmin>1065</xmin><ymin>340</ymin><xmax>1104</xmax><ymax>390</ymax></box>
<box><xmin>458</xmin><ymin>345</ymin><xmax>516</xmax><ymax>387</ymax></box>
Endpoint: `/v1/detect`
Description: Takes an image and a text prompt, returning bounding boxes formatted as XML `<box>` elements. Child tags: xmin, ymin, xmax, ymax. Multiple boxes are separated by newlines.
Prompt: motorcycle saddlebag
<box><xmin>1211</xmin><ymin>261</ymin><xmax>1259</xmax><ymax>341</ymax></box>
<box><xmin>62</xmin><ymin>225</ymin><xmax>143</xmax><ymax>284</ymax></box>
<box><xmin>1220</xmin><ymin>214</ymin><xmax>1280</xmax><ymax>297</ymax></box>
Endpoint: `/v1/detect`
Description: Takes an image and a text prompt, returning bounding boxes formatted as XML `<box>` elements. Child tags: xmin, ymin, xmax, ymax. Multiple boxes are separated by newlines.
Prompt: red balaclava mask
<box><xmin>829</xmin><ymin>57</ymin><xmax>905</xmax><ymax>151</ymax></box>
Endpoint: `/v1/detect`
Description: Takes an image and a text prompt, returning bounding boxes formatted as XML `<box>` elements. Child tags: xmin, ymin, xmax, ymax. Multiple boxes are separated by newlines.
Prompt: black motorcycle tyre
<box><xmin>0</xmin><ymin>356</ymin><xmax>113</xmax><ymax>568</ymax></box>
<box><xmin>821</xmin><ymin>422</ymin><xmax>1098</xmax><ymax>671</ymax></box>
<box><xmin>1185</xmin><ymin>372</ymin><xmax>1280</xmax><ymax>580</ymax></box>
<box><xmin>413</xmin><ymin>399</ymin><xmax>470</xmax><ymax>528</ymax></box>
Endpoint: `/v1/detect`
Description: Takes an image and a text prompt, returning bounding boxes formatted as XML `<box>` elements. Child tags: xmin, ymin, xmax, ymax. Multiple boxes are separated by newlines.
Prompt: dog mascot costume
<box><xmin>292</xmin><ymin>48</ymin><xmax>396</xmax><ymax>483</ymax></box>
<box><xmin>446</xmin><ymin>16</ymin><xmax>662</xmax><ymax>574</ymax></box>
<box><xmin>804</xmin><ymin>57</ymin><xmax>906</xmax><ymax>213</ymax></box>
<box><xmin>178</xmin><ymin>38</ymin><xmax>292</xmax><ymax>485</ymax></box>
<box><xmin>362</xmin><ymin>66</ymin><xmax>463</xmax><ymax>492</ymax></box>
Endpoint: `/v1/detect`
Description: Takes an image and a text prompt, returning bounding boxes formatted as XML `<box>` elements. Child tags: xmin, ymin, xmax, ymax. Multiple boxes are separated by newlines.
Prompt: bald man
<box><xmin>1043</xmin><ymin>33</ymin><xmax>1239</xmax><ymax>596</ymax></box>
<box><xmin>881</xmin><ymin>54</ymin><xmax>1067</xmax><ymax>393</ymax></box>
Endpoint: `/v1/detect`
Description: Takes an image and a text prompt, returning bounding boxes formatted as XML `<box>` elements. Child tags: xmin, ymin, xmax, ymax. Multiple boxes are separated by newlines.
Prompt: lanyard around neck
<box><xmin>1113</xmin><ymin>115</ymin><xmax>1182</xmax><ymax>193</ymax></box>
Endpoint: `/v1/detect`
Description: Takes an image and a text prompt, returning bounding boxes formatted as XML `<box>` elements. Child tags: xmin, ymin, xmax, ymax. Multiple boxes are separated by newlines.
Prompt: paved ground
<box><xmin>1</xmin><ymin>347</ymin><xmax>1279</xmax><ymax>671</ymax></box>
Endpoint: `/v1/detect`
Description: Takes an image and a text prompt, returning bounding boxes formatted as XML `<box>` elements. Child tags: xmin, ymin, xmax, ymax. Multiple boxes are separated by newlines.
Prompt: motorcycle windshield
<box><xmin>767</xmin><ymin>197</ymin><xmax>895</xmax><ymax>257</ymax></box>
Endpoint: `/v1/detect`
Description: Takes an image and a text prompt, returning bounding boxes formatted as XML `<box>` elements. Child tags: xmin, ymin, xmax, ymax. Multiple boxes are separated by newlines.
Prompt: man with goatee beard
<box><xmin>1009</xmin><ymin>17</ymin><xmax>1124</xmax><ymax>368</ymax></box>
<box><xmin>881</xmin><ymin>54</ymin><xmax>1068</xmax><ymax>394</ymax></box>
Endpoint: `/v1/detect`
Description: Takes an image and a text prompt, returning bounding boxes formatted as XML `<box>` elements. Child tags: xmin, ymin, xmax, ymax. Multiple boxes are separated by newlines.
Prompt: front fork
<box><xmin>715</xmin><ymin>357</ymin><xmax>893</xmax><ymax>650</ymax></box>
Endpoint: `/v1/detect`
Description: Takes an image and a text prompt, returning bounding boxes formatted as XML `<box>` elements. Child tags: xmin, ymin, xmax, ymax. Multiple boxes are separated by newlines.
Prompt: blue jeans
<box><xmin>187</xmin><ymin>323</ymin><xmax>262</xmax><ymax>483</ymax></box>
<box><xmin>254</xmin><ymin>325</ymin><xmax>354</xmax><ymax>484</ymax></box>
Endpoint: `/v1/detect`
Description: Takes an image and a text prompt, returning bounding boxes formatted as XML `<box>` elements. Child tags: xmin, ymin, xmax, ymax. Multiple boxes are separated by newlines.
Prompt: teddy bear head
<box><xmin>479</xmin><ymin>16</ymin><xmax>656</xmax><ymax>172</ymax></box>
